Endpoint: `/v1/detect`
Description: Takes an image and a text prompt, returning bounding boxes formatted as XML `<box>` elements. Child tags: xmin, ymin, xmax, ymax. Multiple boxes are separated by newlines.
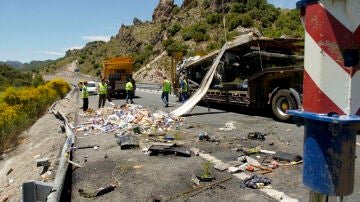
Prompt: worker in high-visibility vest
<box><xmin>81</xmin><ymin>81</ymin><xmax>89</xmax><ymax>111</ymax></box>
<box><xmin>180</xmin><ymin>75</ymin><xmax>188</xmax><ymax>103</ymax></box>
<box><xmin>161</xmin><ymin>76</ymin><xmax>171</xmax><ymax>107</ymax></box>
<box><xmin>125</xmin><ymin>78</ymin><xmax>134</xmax><ymax>104</ymax></box>
<box><xmin>98</xmin><ymin>79</ymin><xmax>108</xmax><ymax>108</ymax></box>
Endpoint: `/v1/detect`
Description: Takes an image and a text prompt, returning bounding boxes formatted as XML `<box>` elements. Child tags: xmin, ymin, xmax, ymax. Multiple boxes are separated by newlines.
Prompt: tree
<box><xmin>32</xmin><ymin>74</ymin><xmax>45</xmax><ymax>87</ymax></box>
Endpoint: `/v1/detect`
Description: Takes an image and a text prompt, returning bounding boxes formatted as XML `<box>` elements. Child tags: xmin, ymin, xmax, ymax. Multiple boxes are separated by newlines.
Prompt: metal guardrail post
<box><xmin>288</xmin><ymin>0</ymin><xmax>360</xmax><ymax>200</ymax></box>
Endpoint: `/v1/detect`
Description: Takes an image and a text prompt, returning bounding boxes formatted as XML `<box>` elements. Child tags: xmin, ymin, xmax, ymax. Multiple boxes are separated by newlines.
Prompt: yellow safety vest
<box><xmin>182</xmin><ymin>80</ymin><xmax>188</xmax><ymax>92</ymax></box>
<box><xmin>162</xmin><ymin>79</ymin><xmax>171</xmax><ymax>93</ymax></box>
<box><xmin>126</xmin><ymin>82</ymin><xmax>133</xmax><ymax>91</ymax></box>
<box><xmin>98</xmin><ymin>83</ymin><xmax>107</xmax><ymax>94</ymax></box>
<box><xmin>82</xmin><ymin>86</ymin><xmax>88</xmax><ymax>98</ymax></box>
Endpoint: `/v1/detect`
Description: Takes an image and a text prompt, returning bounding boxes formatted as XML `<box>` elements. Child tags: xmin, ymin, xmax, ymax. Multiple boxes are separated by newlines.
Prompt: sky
<box><xmin>0</xmin><ymin>0</ymin><xmax>297</xmax><ymax>63</ymax></box>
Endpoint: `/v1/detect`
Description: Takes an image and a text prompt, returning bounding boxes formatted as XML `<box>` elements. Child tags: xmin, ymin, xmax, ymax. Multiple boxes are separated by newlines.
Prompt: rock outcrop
<box><xmin>152</xmin><ymin>0</ymin><xmax>174</xmax><ymax>23</ymax></box>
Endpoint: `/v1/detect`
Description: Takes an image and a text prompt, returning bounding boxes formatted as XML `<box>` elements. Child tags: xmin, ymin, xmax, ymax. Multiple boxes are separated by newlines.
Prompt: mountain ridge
<box><xmin>8</xmin><ymin>0</ymin><xmax>304</xmax><ymax>83</ymax></box>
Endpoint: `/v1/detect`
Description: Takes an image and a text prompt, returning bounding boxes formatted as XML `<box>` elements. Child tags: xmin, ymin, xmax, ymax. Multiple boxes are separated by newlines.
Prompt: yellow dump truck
<box><xmin>102</xmin><ymin>56</ymin><xmax>134</xmax><ymax>98</ymax></box>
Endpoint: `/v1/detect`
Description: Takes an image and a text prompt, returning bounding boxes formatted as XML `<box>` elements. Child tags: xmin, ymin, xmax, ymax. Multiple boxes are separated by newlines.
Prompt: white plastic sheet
<box><xmin>170</xmin><ymin>44</ymin><xmax>228</xmax><ymax>117</ymax></box>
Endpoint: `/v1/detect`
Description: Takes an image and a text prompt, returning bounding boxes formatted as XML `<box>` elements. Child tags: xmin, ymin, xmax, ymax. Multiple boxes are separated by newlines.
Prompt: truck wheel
<box><xmin>271</xmin><ymin>89</ymin><xmax>297</xmax><ymax>121</ymax></box>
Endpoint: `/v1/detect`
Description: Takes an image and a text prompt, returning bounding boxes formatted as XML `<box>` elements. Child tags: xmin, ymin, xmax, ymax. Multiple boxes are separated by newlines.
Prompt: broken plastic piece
<box><xmin>95</xmin><ymin>184</ymin><xmax>117</xmax><ymax>197</ymax></box>
<box><xmin>247</xmin><ymin>132</ymin><xmax>265</xmax><ymax>141</ymax></box>
<box><xmin>273</xmin><ymin>151</ymin><xmax>302</xmax><ymax>162</ymax></box>
<box><xmin>240</xmin><ymin>175</ymin><xmax>271</xmax><ymax>189</ymax></box>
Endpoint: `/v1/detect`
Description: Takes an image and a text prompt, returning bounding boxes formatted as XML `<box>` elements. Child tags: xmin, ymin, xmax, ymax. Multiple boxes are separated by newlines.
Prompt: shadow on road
<box><xmin>181</xmin><ymin>111</ymin><xmax>229</xmax><ymax>117</ymax></box>
<box><xmin>196</xmin><ymin>101</ymin><xmax>273</xmax><ymax>119</ymax></box>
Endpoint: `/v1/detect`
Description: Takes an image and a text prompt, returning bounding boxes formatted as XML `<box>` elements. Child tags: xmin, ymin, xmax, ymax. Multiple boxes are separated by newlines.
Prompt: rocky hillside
<box><xmin>40</xmin><ymin>0</ymin><xmax>303</xmax><ymax>83</ymax></box>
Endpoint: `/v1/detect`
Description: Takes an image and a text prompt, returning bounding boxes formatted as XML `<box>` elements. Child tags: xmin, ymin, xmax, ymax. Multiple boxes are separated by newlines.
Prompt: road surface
<box><xmin>68</xmin><ymin>88</ymin><xmax>360</xmax><ymax>202</ymax></box>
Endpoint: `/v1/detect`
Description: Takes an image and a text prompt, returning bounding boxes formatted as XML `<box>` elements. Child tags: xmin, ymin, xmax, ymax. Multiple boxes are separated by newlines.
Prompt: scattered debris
<box><xmin>6</xmin><ymin>168</ymin><xmax>14</xmax><ymax>176</ymax></box>
<box><xmin>0</xmin><ymin>195</ymin><xmax>9</xmax><ymax>202</ymax></box>
<box><xmin>219</xmin><ymin>122</ymin><xmax>236</xmax><ymax>131</ymax></box>
<box><xmin>247</xmin><ymin>132</ymin><xmax>265</xmax><ymax>141</ymax></box>
<box><xmin>238</xmin><ymin>163</ymin><xmax>249</xmax><ymax>172</ymax></box>
<box><xmin>78</xmin><ymin>184</ymin><xmax>117</xmax><ymax>198</ymax></box>
<box><xmin>228</xmin><ymin>166</ymin><xmax>240</xmax><ymax>173</ymax></box>
<box><xmin>169</xmin><ymin>177</ymin><xmax>232</xmax><ymax>201</ymax></box>
<box><xmin>214</xmin><ymin>161</ymin><xmax>242</xmax><ymax>171</ymax></box>
<box><xmin>41</xmin><ymin>171</ymin><xmax>52</xmax><ymax>182</ymax></box>
<box><xmin>36</xmin><ymin>158</ymin><xmax>50</xmax><ymax>167</ymax></box>
<box><xmin>147</xmin><ymin>144</ymin><xmax>191</xmax><ymax>157</ymax></box>
<box><xmin>198</xmin><ymin>161</ymin><xmax>214</xmax><ymax>181</ymax></box>
<box><xmin>273</xmin><ymin>151</ymin><xmax>302</xmax><ymax>162</ymax></box>
<box><xmin>76</xmin><ymin>145</ymin><xmax>100</xmax><ymax>150</ymax></box>
<box><xmin>198</xmin><ymin>132</ymin><xmax>220</xmax><ymax>142</ymax></box>
<box><xmin>191</xmin><ymin>174</ymin><xmax>200</xmax><ymax>185</ymax></box>
<box><xmin>240</xmin><ymin>175</ymin><xmax>271</xmax><ymax>189</ymax></box>
<box><xmin>246</xmin><ymin>156</ymin><xmax>261</xmax><ymax>167</ymax></box>
<box><xmin>68</xmin><ymin>160</ymin><xmax>82</xmax><ymax>168</ymax></box>
<box><xmin>161</xmin><ymin>136</ymin><xmax>175</xmax><ymax>141</ymax></box>
<box><xmin>240</xmin><ymin>146</ymin><xmax>261</xmax><ymax>155</ymax></box>
<box><xmin>259</xmin><ymin>149</ymin><xmax>276</xmax><ymax>155</ymax></box>
<box><xmin>76</xmin><ymin>104</ymin><xmax>183</xmax><ymax>137</ymax></box>
<box><xmin>115</xmin><ymin>133</ymin><xmax>139</xmax><ymax>150</ymax></box>
<box><xmin>250</xmin><ymin>164</ymin><xmax>273</xmax><ymax>175</ymax></box>
<box><xmin>190</xmin><ymin>147</ymin><xmax>201</xmax><ymax>156</ymax></box>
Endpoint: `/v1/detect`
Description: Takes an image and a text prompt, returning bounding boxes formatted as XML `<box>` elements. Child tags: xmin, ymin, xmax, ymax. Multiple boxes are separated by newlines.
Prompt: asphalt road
<box><xmin>68</xmin><ymin>88</ymin><xmax>360</xmax><ymax>202</ymax></box>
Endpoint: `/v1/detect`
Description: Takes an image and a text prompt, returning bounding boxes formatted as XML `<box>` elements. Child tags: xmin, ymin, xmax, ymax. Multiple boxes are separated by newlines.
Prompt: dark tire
<box><xmin>271</xmin><ymin>89</ymin><xmax>297</xmax><ymax>121</ymax></box>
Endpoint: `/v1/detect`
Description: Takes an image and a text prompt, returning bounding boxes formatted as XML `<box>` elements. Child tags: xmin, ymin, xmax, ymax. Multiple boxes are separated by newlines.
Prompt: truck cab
<box><xmin>102</xmin><ymin>57</ymin><xmax>134</xmax><ymax>98</ymax></box>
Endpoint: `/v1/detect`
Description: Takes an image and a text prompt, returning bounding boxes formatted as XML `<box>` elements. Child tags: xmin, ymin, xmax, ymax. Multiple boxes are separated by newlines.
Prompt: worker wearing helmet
<box><xmin>82</xmin><ymin>81</ymin><xmax>89</xmax><ymax>111</ymax></box>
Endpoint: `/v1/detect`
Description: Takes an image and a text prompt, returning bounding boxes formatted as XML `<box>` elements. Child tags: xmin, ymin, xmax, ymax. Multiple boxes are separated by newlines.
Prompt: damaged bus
<box><xmin>175</xmin><ymin>35</ymin><xmax>304</xmax><ymax>121</ymax></box>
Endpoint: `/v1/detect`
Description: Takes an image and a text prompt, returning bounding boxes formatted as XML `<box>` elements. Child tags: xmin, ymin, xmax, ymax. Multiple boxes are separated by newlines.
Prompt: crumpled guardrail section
<box><xmin>22</xmin><ymin>85</ymin><xmax>77</xmax><ymax>202</ymax></box>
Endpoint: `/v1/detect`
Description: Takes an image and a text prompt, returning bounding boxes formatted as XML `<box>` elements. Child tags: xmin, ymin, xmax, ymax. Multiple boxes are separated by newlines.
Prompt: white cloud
<box><xmin>82</xmin><ymin>35</ymin><xmax>111</xmax><ymax>42</ymax></box>
<box><xmin>64</xmin><ymin>46</ymin><xmax>83</xmax><ymax>51</ymax></box>
<box><xmin>43</xmin><ymin>51</ymin><xmax>64</xmax><ymax>56</ymax></box>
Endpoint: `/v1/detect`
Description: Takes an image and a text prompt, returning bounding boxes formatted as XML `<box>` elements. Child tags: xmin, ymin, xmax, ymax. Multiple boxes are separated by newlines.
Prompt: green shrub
<box><xmin>32</xmin><ymin>74</ymin><xmax>45</xmax><ymax>87</ymax></box>
<box><xmin>169</xmin><ymin>23</ymin><xmax>182</xmax><ymax>36</ymax></box>
<box><xmin>181</xmin><ymin>28</ymin><xmax>194</xmax><ymax>41</ymax></box>
<box><xmin>162</xmin><ymin>38</ymin><xmax>174</xmax><ymax>48</ymax></box>
<box><xmin>206</xmin><ymin>42</ymin><xmax>220</xmax><ymax>52</ymax></box>
<box><xmin>172</xmin><ymin>6</ymin><xmax>180</xmax><ymax>15</ymax></box>
<box><xmin>241</xmin><ymin>14</ymin><xmax>254</xmax><ymax>27</ymax></box>
<box><xmin>166</xmin><ymin>41</ymin><xmax>188</xmax><ymax>56</ymax></box>
<box><xmin>93</xmin><ymin>63</ymin><xmax>100</xmax><ymax>69</ymax></box>
<box><xmin>181</xmin><ymin>23</ymin><xmax>208</xmax><ymax>41</ymax></box>
<box><xmin>231</xmin><ymin>2</ymin><xmax>246</xmax><ymax>13</ymax></box>
<box><xmin>206</xmin><ymin>13</ymin><xmax>222</xmax><ymax>25</ymax></box>
<box><xmin>226</xmin><ymin>13</ymin><xmax>242</xmax><ymax>31</ymax></box>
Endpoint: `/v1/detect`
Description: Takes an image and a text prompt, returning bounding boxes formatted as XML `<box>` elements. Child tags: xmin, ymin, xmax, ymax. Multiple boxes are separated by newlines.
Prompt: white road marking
<box><xmin>197</xmin><ymin>151</ymin><xmax>299</xmax><ymax>202</ymax></box>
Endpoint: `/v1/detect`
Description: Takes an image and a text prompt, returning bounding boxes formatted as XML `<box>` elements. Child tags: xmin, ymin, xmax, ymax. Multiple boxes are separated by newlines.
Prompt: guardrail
<box><xmin>22</xmin><ymin>86</ymin><xmax>78</xmax><ymax>202</ymax></box>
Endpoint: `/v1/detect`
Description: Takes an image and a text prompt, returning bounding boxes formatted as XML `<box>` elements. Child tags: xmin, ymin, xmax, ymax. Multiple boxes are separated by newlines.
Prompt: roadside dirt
<box><xmin>0</xmin><ymin>89</ymin><xmax>79</xmax><ymax>201</ymax></box>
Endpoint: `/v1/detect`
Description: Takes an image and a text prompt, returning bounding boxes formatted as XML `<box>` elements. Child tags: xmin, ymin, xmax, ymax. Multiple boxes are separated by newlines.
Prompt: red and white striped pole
<box><xmin>301</xmin><ymin>0</ymin><xmax>360</xmax><ymax>115</ymax></box>
<box><xmin>288</xmin><ymin>0</ymin><xmax>360</xmax><ymax>199</ymax></box>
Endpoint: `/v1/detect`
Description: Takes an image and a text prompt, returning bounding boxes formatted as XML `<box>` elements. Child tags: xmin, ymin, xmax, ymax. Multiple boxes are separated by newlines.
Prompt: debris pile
<box><xmin>76</xmin><ymin>104</ymin><xmax>183</xmax><ymax>136</ymax></box>
<box><xmin>191</xmin><ymin>127</ymin><xmax>304</xmax><ymax>190</ymax></box>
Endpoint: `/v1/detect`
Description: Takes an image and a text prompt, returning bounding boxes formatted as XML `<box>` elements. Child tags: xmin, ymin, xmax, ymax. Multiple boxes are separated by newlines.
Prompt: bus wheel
<box><xmin>271</xmin><ymin>89</ymin><xmax>297</xmax><ymax>121</ymax></box>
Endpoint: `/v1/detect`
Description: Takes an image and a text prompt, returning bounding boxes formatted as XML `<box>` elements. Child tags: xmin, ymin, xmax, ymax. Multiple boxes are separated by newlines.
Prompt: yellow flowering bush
<box><xmin>0</xmin><ymin>78</ymin><xmax>71</xmax><ymax>152</ymax></box>
<box><xmin>0</xmin><ymin>103</ymin><xmax>19</xmax><ymax>131</ymax></box>
<box><xmin>0</xmin><ymin>103</ymin><xmax>26</xmax><ymax>150</ymax></box>
<box><xmin>45</xmin><ymin>78</ymin><xmax>71</xmax><ymax>99</ymax></box>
